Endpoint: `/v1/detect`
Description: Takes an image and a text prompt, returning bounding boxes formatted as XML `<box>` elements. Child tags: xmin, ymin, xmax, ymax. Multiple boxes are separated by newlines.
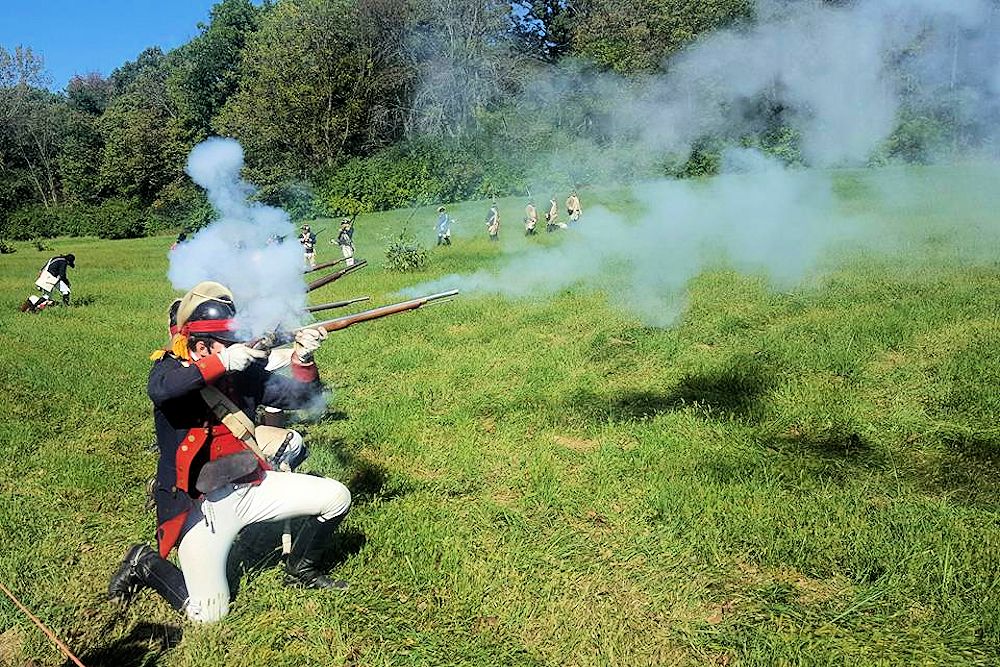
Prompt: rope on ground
<box><xmin>0</xmin><ymin>579</ymin><xmax>87</xmax><ymax>667</ymax></box>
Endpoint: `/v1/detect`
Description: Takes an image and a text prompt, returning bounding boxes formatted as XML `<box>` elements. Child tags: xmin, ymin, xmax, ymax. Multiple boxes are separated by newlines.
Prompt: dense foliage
<box><xmin>0</xmin><ymin>0</ymin><xmax>991</xmax><ymax>239</ymax></box>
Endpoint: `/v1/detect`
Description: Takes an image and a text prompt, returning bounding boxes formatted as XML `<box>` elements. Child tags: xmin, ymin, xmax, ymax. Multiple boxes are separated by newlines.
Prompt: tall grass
<box><xmin>1</xmin><ymin>165</ymin><xmax>999</xmax><ymax>666</ymax></box>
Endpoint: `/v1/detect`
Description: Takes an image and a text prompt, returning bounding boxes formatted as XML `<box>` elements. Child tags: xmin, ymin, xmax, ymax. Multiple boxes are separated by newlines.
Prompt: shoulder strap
<box><xmin>199</xmin><ymin>385</ymin><xmax>269</xmax><ymax>461</ymax></box>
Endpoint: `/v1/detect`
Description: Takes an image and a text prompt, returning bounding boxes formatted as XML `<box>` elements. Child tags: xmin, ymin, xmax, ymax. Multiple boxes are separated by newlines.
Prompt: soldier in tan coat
<box><xmin>524</xmin><ymin>202</ymin><xmax>537</xmax><ymax>236</ymax></box>
<box><xmin>566</xmin><ymin>192</ymin><xmax>582</xmax><ymax>224</ymax></box>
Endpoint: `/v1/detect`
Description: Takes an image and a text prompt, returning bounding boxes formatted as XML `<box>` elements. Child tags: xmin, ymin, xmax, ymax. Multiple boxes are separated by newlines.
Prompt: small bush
<box><xmin>0</xmin><ymin>239</ymin><xmax>16</xmax><ymax>254</ymax></box>
<box><xmin>32</xmin><ymin>239</ymin><xmax>53</xmax><ymax>252</ymax></box>
<box><xmin>384</xmin><ymin>228</ymin><xmax>428</xmax><ymax>272</ymax></box>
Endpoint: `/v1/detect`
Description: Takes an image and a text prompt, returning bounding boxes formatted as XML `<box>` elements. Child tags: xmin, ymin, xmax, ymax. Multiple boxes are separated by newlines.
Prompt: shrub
<box><xmin>0</xmin><ymin>239</ymin><xmax>16</xmax><ymax>254</ymax></box>
<box><xmin>384</xmin><ymin>228</ymin><xmax>428</xmax><ymax>272</ymax></box>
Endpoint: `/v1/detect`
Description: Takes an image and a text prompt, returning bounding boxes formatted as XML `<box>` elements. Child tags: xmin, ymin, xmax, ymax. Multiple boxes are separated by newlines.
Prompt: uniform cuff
<box><xmin>195</xmin><ymin>354</ymin><xmax>227</xmax><ymax>383</ymax></box>
<box><xmin>291</xmin><ymin>356</ymin><xmax>319</xmax><ymax>382</ymax></box>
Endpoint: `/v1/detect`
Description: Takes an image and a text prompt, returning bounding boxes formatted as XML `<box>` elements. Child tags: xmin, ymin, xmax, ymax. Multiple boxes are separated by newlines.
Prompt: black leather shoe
<box><xmin>108</xmin><ymin>543</ymin><xmax>153</xmax><ymax>603</ymax></box>
<box><xmin>284</xmin><ymin>560</ymin><xmax>349</xmax><ymax>590</ymax></box>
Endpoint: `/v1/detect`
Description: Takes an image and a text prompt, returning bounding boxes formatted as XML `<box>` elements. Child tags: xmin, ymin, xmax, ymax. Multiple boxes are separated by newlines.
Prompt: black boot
<box><xmin>284</xmin><ymin>517</ymin><xmax>348</xmax><ymax>590</ymax></box>
<box><xmin>108</xmin><ymin>543</ymin><xmax>188</xmax><ymax>612</ymax></box>
<box><xmin>62</xmin><ymin>293</ymin><xmax>70</xmax><ymax>306</ymax></box>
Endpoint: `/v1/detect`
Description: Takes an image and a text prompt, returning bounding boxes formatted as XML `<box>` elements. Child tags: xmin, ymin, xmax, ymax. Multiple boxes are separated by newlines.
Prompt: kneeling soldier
<box><xmin>108</xmin><ymin>281</ymin><xmax>352</xmax><ymax>623</ymax></box>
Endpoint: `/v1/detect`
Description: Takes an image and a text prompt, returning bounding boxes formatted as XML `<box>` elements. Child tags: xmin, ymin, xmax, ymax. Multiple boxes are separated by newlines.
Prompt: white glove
<box><xmin>216</xmin><ymin>344</ymin><xmax>267</xmax><ymax>372</ymax></box>
<box><xmin>293</xmin><ymin>327</ymin><xmax>328</xmax><ymax>363</ymax></box>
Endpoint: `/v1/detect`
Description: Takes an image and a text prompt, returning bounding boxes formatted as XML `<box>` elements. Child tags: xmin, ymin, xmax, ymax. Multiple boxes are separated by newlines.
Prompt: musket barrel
<box><xmin>251</xmin><ymin>288</ymin><xmax>459</xmax><ymax>351</ymax></box>
<box><xmin>306</xmin><ymin>259</ymin><xmax>367</xmax><ymax>292</ymax></box>
<box><xmin>305</xmin><ymin>296</ymin><xmax>370</xmax><ymax>313</ymax></box>
<box><xmin>303</xmin><ymin>257</ymin><xmax>347</xmax><ymax>274</ymax></box>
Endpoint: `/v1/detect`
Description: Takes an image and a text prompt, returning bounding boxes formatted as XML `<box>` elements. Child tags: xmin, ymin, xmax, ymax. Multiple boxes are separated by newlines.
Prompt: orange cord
<box><xmin>0</xmin><ymin>579</ymin><xmax>87</xmax><ymax>667</ymax></box>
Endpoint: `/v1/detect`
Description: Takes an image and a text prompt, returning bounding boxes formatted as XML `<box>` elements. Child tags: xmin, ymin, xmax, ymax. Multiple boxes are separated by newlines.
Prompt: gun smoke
<box><xmin>169</xmin><ymin>137</ymin><xmax>307</xmax><ymax>336</ymax></box>
<box><xmin>406</xmin><ymin>0</ymin><xmax>1000</xmax><ymax>324</ymax></box>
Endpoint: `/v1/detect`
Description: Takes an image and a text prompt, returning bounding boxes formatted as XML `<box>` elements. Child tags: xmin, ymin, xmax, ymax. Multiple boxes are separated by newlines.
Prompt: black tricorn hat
<box><xmin>65</xmin><ymin>253</ymin><xmax>76</xmax><ymax>267</ymax></box>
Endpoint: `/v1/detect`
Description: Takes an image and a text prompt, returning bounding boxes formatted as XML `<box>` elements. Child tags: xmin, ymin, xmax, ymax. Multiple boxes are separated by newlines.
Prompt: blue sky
<box><xmin>0</xmin><ymin>1</ymin><xmax>220</xmax><ymax>90</ymax></box>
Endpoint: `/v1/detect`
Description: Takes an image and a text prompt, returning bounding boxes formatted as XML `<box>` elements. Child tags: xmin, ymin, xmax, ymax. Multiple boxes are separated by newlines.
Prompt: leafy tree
<box><xmin>511</xmin><ymin>0</ymin><xmax>577</xmax><ymax>63</ymax></box>
<box><xmin>569</xmin><ymin>0</ymin><xmax>753</xmax><ymax>73</ymax></box>
<box><xmin>0</xmin><ymin>46</ymin><xmax>64</xmax><ymax>208</ymax></box>
<box><xmin>100</xmin><ymin>48</ymin><xmax>187</xmax><ymax>204</ymax></box>
<box><xmin>167</xmin><ymin>0</ymin><xmax>261</xmax><ymax>140</ymax></box>
<box><xmin>218</xmin><ymin>0</ymin><xmax>408</xmax><ymax>183</ymax></box>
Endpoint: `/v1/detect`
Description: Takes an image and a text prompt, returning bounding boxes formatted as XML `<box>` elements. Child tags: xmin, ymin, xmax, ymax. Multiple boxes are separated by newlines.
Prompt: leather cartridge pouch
<box><xmin>195</xmin><ymin>450</ymin><xmax>259</xmax><ymax>494</ymax></box>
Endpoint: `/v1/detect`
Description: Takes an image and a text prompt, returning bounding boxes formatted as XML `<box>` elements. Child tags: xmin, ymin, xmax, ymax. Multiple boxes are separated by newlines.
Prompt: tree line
<box><xmin>0</xmin><ymin>0</ymin><xmax>976</xmax><ymax>241</ymax></box>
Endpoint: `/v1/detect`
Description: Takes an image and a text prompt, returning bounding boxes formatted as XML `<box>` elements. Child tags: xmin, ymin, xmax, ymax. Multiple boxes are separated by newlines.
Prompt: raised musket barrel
<box><xmin>306</xmin><ymin>259</ymin><xmax>367</xmax><ymax>292</ymax></box>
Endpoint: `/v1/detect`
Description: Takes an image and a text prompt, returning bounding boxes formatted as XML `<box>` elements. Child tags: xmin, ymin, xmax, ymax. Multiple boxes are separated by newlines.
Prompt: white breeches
<box><xmin>177</xmin><ymin>471</ymin><xmax>351</xmax><ymax>623</ymax></box>
<box><xmin>35</xmin><ymin>272</ymin><xmax>69</xmax><ymax>296</ymax></box>
<box><xmin>340</xmin><ymin>244</ymin><xmax>354</xmax><ymax>266</ymax></box>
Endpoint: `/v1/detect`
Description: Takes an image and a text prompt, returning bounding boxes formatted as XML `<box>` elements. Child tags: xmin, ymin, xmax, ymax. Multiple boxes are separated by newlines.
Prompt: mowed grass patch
<box><xmin>2</xmin><ymin>165</ymin><xmax>1000</xmax><ymax>665</ymax></box>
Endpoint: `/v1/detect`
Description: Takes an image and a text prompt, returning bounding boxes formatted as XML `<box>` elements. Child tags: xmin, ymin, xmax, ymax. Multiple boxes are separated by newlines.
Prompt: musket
<box><xmin>303</xmin><ymin>257</ymin><xmax>348</xmax><ymax>274</ymax></box>
<box><xmin>305</xmin><ymin>296</ymin><xmax>370</xmax><ymax>313</ymax></box>
<box><xmin>306</xmin><ymin>259</ymin><xmax>367</xmax><ymax>292</ymax></box>
<box><xmin>251</xmin><ymin>289</ymin><xmax>459</xmax><ymax>351</ymax></box>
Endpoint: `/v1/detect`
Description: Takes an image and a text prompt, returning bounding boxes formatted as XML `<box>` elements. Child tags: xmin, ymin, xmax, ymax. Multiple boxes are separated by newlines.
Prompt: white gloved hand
<box><xmin>216</xmin><ymin>344</ymin><xmax>267</xmax><ymax>372</ymax></box>
<box><xmin>293</xmin><ymin>327</ymin><xmax>328</xmax><ymax>363</ymax></box>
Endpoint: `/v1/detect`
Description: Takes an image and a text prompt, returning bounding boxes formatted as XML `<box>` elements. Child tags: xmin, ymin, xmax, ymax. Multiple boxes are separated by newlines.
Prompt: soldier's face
<box><xmin>193</xmin><ymin>339</ymin><xmax>227</xmax><ymax>359</ymax></box>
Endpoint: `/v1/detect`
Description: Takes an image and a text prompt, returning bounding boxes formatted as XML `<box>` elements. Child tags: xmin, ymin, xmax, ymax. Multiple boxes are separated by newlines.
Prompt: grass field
<box><xmin>2</xmin><ymin>165</ymin><xmax>1000</xmax><ymax>666</ymax></box>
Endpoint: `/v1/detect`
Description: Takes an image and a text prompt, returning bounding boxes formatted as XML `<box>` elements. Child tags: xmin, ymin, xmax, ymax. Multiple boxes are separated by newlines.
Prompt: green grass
<box><xmin>2</xmin><ymin>165</ymin><xmax>1000</xmax><ymax>666</ymax></box>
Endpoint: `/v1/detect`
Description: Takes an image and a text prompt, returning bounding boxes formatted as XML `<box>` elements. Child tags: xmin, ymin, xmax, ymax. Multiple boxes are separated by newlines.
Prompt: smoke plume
<box><xmin>405</xmin><ymin>0</ymin><xmax>1000</xmax><ymax>324</ymax></box>
<box><xmin>168</xmin><ymin>137</ymin><xmax>306</xmax><ymax>336</ymax></box>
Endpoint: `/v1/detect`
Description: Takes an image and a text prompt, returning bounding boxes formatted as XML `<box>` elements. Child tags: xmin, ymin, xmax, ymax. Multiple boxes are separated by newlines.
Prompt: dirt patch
<box><xmin>0</xmin><ymin>627</ymin><xmax>26</xmax><ymax>666</ymax></box>
<box><xmin>553</xmin><ymin>434</ymin><xmax>598</xmax><ymax>452</ymax></box>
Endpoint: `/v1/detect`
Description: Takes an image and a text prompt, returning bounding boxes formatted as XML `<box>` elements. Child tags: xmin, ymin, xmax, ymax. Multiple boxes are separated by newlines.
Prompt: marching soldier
<box><xmin>108</xmin><ymin>281</ymin><xmax>352</xmax><ymax>623</ymax></box>
<box><xmin>545</xmin><ymin>198</ymin><xmax>560</xmax><ymax>232</ymax></box>
<box><xmin>566</xmin><ymin>191</ymin><xmax>582</xmax><ymax>224</ymax></box>
<box><xmin>299</xmin><ymin>224</ymin><xmax>317</xmax><ymax>268</ymax></box>
<box><xmin>486</xmin><ymin>202</ymin><xmax>500</xmax><ymax>242</ymax></box>
<box><xmin>34</xmin><ymin>253</ymin><xmax>75</xmax><ymax>306</ymax></box>
<box><xmin>524</xmin><ymin>202</ymin><xmax>537</xmax><ymax>236</ymax></box>
<box><xmin>335</xmin><ymin>218</ymin><xmax>355</xmax><ymax>266</ymax></box>
<box><xmin>436</xmin><ymin>206</ymin><xmax>452</xmax><ymax>246</ymax></box>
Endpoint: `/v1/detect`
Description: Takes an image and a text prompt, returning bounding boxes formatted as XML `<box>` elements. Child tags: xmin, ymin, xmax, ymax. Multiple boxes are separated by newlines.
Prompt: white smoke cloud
<box><xmin>403</xmin><ymin>0</ymin><xmax>1000</xmax><ymax>323</ymax></box>
<box><xmin>168</xmin><ymin>137</ymin><xmax>307</xmax><ymax>336</ymax></box>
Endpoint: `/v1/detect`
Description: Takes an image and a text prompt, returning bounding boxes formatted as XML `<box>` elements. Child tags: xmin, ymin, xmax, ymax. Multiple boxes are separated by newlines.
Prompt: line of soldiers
<box><xmin>433</xmin><ymin>192</ymin><xmax>583</xmax><ymax>245</ymax></box>
<box><xmin>107</xmin><ymin>281</ymin><xmax>353</xmax><ymax>623</ymax></box>
<box><xmin>523</xmin><ymin>191</ymin><xmax>583</xmax><ymax>236</ymax></box>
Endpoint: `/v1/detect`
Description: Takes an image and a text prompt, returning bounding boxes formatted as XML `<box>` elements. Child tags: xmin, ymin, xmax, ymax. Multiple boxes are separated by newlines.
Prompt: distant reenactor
<box><xmin>545</xmin><ymin>197</ymin><xmax>563</xmax><ymax>232</ymax></box>
<box><xmin>486</xmin><ymin>202</ymin><xmax>500</xmax><ymax>242</ymax></box>
<box><xmin>299</xmin><ymin>224</ymin><xmax>317</xmax><ymax>268</ymax></box>
<box><xmin>436</xmin><ymin>206</ymin><xmax>452</xmax><ymax>246</ymax></box>
<box><xmin>524</xmin><ymin>202</ymin><xmax>537</xmax><ymax>236</ymax></box>
<box><xmin>566</xmin><ymin>191</ymin><xmax>582</xmax><ymax>224</ymax></box>
<box><xmin>34</xmin><ymin>253</ymin><xmax>75</xmax><ymax>306</ymax></box>
<box><xmin>335</xmin><ymin>218</ymin><xmax>355</xmax><ymax>266</ymax></box>
<box><xmin>171</xmin><ymin>232</ymin><xmax>188</xmax><ymax>251</ymax></box>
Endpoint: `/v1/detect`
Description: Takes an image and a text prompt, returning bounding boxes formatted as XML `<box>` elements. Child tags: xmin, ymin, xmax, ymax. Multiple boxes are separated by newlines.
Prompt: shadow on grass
<box><xmin>917</xmin><ymin>433</ymin><xmax>1000</xmax><ymax>509</ymax></box>
<box><xmin>567</xmin><ymin>365</ymin><xmax>775</xmax><ymax>422</ymax></box>
<box><xmin>72</xmin><ymin>622</ymin><xmax>181</xmax><ymax>667</ymax></box>
<box><xmin>227</xmin><ymin>520</ymin><xmax>367</xmax><ymax>598</ymax></box>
